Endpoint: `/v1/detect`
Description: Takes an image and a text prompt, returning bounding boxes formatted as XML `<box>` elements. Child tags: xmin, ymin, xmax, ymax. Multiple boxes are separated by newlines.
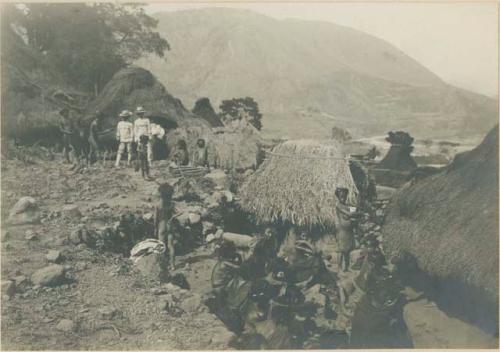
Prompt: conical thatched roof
<box><xmin>381</xmin><ymin>125</ymin><xmax>498</xmax><ymax>310</ymax></box>
<box><xmin>87</xmin><ymin>66</ymin><xmax>209</xmax><ymax>132</ymax></box>
<box><xmin>239</xmin><ymin>139</ymin><xmax>359</xmax><ymax>228</ymax></box>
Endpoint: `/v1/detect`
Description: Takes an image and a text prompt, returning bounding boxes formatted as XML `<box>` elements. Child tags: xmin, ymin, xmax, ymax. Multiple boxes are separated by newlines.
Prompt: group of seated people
<box><xmin>206</xmin><ymin>226</ymin><xmax>405</xmax><ymax>349</ymax></box>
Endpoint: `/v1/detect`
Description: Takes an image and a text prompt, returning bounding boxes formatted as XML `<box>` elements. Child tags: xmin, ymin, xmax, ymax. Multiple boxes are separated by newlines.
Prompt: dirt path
<box><xmin>1</xmin><ymin>160</ymin><xmax>231</xmax><ymax>350</ymax></box>
<box><xmin>403</xmin><ymin>298</ymin><xmax>498</xmax><ymax>348</ymax></box>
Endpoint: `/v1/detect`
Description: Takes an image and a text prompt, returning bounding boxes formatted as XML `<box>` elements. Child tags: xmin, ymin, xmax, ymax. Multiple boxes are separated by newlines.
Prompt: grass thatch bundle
<box><xmin>167</xmin><ymin>125</ymin><xmax>263</xmax><ymax>170</ymax></box>
<box><xmin>381</xmin><ymin>125</ymin><xmax>498</xmax><ymax>324</ymax></box>
<box><xmin>239</xmin><ymin>139</ymin><xmax>359</xmax><ymax>228</ymax></box>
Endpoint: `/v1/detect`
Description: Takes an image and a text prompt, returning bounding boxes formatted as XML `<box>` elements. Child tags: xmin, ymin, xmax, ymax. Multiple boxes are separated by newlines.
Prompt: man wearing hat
<box><xmin>115</xmin><ymin>110</ymin><xmax>134</xmax><ymax>167</ymax></box>
<box><xmin>133</xmin><ymin>106</ymin><xmax>153</xmax><ymax>167</ymax></box>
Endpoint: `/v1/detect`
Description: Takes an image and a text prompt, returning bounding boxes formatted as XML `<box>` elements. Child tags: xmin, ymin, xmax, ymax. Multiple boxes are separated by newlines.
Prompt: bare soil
<box><xmin>1</xmin><ymin>159</ymin><xmax>230</xmax><ymax>350</ymax></box>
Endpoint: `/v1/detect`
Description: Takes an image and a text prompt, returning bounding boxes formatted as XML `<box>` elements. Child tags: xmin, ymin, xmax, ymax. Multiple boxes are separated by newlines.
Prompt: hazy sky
<box><xmin>147</xmin><ymin>2</ymin><xmax>498</xmax><ymax>97</ymax></box>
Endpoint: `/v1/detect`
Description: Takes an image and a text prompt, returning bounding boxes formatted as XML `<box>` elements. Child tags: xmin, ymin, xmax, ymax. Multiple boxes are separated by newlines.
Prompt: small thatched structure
<box><xmin>376</xmin><ymin>131</ymin><xmax>417</xmax><ymax>171</ymax></box>
<box><xmin>167</xmin><ymin>125</ymin><xmax>263</xmax><ymax>170</ymax></box>
<box><xmin>239</xmin><ymin>139</ymin><xmax>359</xmax><ymax>229</ymax></box>
<box><xmin>381</xmin><ymin>125</ymin><xmax>498</xmax><ymax>332</ymax></box>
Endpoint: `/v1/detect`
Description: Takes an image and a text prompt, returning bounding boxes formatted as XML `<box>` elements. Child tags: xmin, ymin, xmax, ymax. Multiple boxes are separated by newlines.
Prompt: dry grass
<box><xmin>239</xmin><ymin>139</ymin><xmax>359</xmax><ymax>228</ymax></box>
<box><xmin>89</xmin><ymin>66</ymin><xmax>208</xmax><ymax>131</ymax></box>
<box><xmin>167</xmin><ymin>125</ymin><xmax>263</xmax><ymax>170</ymax></box>
<box><xmin>382</xmin><ymin>125</ymin><xmax>499</xmax><ymax>304</ymax></box>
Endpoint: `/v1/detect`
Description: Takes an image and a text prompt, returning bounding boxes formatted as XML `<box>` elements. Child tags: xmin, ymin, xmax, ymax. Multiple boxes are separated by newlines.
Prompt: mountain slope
<box><xmin>138</xmin><ymin>8</ymin><xmax>497</xmax><ymax>140</ymax></box>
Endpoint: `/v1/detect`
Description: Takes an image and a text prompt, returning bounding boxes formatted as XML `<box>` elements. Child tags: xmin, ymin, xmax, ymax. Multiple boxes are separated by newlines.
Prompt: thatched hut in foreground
<box><xmin>381</xmin><ymin>125</ymin><xmax>498</xmax><ymax>333</ymax></box>
<box><xmin>239</xmin><ymin>139</ymin><xmax>359</xmax><ymax>229</ymax></box>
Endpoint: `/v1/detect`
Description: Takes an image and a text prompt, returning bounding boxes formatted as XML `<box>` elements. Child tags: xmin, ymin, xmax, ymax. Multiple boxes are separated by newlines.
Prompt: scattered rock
<box><xmin>1</xmin><ymin>280</ymin><xmax>16</xmax><ymax>297</ymax></box>
<box><xmin>202</xmin><ymin>221</ymin><xmax>215</xmax><ymax>235</ymax></box>
<box><xmin>209</xmin><ymin>326</ymin><xmax>236</xmax><ymax>347</ymax></box>
<box><xmin>150</xmin><ymin>287</ymin><xmax>168</xmax><ymax>295</ymax></box>
<box><xmin>223</xmin><ymin>191</ymin><xmax>234</xmax><ymax>203</ymax></box>
<box><xmin>204</xmin><ymin>170</ymin><xmax>229</xmax><ymax>189</ymax></box>
<box><xmin>56</xmin><ymin>319</ymin><xmax>76</xmax><ymax>332</ymax></box>
<box><xmin>98</xmin><ymin>307</ymin><xmax>123</xmax><ymax>320</ymax></box>
<box><xmin>188</xmin><ymin>213</ymin><xmax>201</xmax><ymax>225</ymax></box>
<box><xmin>13</xmin><ymin>275</ymin><xmax>29</xmax><ymax>290</ymax></box>
<box><xmin>134</xmin><ymin>254</ymin><xmax>168</xmax><ymax>282</ymax></box>
<box><xmin>69</xmin><ymin>229</ymin><xmax>82</xmax><ymax>245</ymax></box>
<box><xmin>8</xmin><ymin>196</ymin><xmax>40</xmax><ymax>225</ymax></box>
<box><xmin>31</xmin><ymin>265</ymin><xmax>66</xmax><ymax>287</ymax></box>
<box><xmin>159</xmin><ymin>294</ymin><xmax>177</xmax><ymax>310</ymax></box>
<box><xmin>2</xmin><ymin>231</ymin><xmax>11</xmax><ymax>241</ymax></box>
<box><xmin>74</xmin><ymin>262</ymin><xmax>88</xmax><ymax>272</ymax></box>
<box><xmin>180</xmin><ymin>293</ymin><xmax>206</xmax><ymax>313</ymax></box>
<box><xmin>61</xmin><ymin>205</ymin><xmax>82</xmax><ymax>220</ymax></box>
<box><xmin>46</xmin><ymin>250</ymin><xmax>62</xmax><ymax>263</ymax></box>
<box><xmin>9</xmin><ymin>196</ymin><xmax>37</xmax><ymax>216</ymax></box>
<box><xmin>24</xmin><ymin>230</ymin><xmax>38</xmax><ymax>241</ymax></box>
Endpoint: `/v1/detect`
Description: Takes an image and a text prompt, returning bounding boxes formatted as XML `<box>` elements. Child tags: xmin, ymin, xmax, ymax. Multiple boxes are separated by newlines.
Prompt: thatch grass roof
<box><xmin>381</xmin><ymin>125</ymin><xmax>498</xmax><ymax>305</ymax></box>
<box><xmin>167</xmin><ymin>125</ymin><xmax>263</xmax><ymax>170</ymax></box>
<box><xmin>88</xmin><ymin>66</ymin><xmax>209</xmax><ymax>133</ymax></box>
<box><xmin>239</xmin><ymin>139</ymin><xmax>359</xmax><ymax>228</ymax></box>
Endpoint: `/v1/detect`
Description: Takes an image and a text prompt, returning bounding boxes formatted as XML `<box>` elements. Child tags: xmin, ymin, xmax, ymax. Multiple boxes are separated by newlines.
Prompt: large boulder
<box><xmin>61</xmin><ymin>204</ymin><xmax>82</xmax><ymax>220</ymax></box>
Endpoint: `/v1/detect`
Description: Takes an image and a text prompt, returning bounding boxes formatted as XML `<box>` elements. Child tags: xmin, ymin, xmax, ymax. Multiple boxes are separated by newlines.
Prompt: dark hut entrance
<box><xmin>148</xmin><ymin>114</ymin><xmax>178</xmax><ymax>160</ymax></box>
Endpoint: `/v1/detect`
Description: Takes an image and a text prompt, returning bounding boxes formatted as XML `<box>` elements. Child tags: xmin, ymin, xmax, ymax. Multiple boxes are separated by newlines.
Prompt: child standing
<box><xmin>138</xmin><ymin>135</ymin><xmax>152</xmax><ymax>180</ymax></box>
<box><xmin>154</xmin><ymin>183</ymin><xmax>177</xmax><ymax>270</ymax></box>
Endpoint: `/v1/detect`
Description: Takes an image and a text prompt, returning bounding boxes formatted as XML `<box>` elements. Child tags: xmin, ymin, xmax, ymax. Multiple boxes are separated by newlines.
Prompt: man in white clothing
<box><xmin>133</xmin><ymin>106</ymin><xmax>152</xmax><ymax>166</ymax></box>
<box><xmin>115</xmin><ymin>110</ymin><xmax>134</xmax><ymax>167</ymax></box>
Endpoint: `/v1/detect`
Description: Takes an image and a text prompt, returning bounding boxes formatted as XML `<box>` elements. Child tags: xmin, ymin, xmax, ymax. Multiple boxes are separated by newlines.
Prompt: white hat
<box><xmin>136</xmin><ymin>106</ymin><xmax>146</xmax><ymax>114</ymax></box>
<box><xmin>119</xmin><ymin>110</ymin><xmax>132</xmax><ymax>117</ymax></box>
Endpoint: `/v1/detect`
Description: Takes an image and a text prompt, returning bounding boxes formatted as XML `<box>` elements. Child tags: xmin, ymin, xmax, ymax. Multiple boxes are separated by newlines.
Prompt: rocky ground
<box><xmin>1</xmin><ymin>155</ymin><xmax>498</xmax><ymax>350</ymax></box>
<box><xmin>1</xmin><ymin>158</ymin><xmax>235</xmax><ymax>350</ymax></box>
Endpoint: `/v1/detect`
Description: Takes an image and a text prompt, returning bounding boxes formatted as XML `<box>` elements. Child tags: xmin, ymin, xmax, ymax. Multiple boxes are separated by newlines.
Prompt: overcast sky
<box><xmin>147</xmin><ymin>2</ymin><xmax>498</xmax><ymax>98</ymax></box>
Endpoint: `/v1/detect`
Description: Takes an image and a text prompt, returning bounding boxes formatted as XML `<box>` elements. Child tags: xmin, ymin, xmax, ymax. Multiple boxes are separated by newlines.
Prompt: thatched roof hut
<box><xmin>381</xmin><ymin>125</ymin><xmax>498</xmax><ymax>331</ymax></box>
<box><xmin>376</xmin><ymin>131</ymin><xmax>417</xmax><ymax>171</ymax></box>
<box><xmin>87</xmin><ymin>66</ymin><xmax>209</xmax><ymax>133</ymax></box>
<box><xmin>167</xmin><ymin>124</ymin><xmax>263</xmax><ymax>170</ymax></box>
<box><xmin>239</xmin><ymin>139</ymin><xmax>359</xmax><ymax>228</ymax></box>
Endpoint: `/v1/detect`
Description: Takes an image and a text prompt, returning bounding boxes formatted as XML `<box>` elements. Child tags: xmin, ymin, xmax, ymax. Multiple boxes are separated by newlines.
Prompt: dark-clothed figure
<box><xmin>211</xmin><ymin>241</ymin><xmax>251</xmax><ymax>333</ymax></box>
<box><xmin>172</xmin><ymin>139</ymin><xmax>190</xmax><ymax>166</ymax></box>
<box><xmin>138</xmin><ymin>135</ymin><xmax>151</xmax><ymax>179</ymax></box>
<box><xmin>335</xmin><ymin>187</ymin><xmax>359</xmax><ymax>272</ymax></box>
<box><xmin>193</xmin><ymin>138</ymin><xmax>209</xmax><ymax>167</ymax></box>
<box><xmin>154</xmin><ymin>183</ymin><xmax>176</xmax><ymax>269</ymax></box>
<box><xmin>59</xmin><ymin>108</ymin><xmax>74</xmax><ymax>164</ymax></box>
<box><xmin>88</xmin><ymin>111</ymin><xmax>112</xmax><ymax>166</ymax></box>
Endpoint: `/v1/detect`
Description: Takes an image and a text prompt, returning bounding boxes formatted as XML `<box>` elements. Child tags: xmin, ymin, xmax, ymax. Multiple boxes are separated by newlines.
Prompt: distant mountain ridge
<box><xmin>138</xmin><ymin>8</ymin><xmax>498</xmax><ymax>140</ymax></box>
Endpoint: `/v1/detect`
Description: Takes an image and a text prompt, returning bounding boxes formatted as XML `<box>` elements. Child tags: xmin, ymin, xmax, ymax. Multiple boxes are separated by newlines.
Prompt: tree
<box><xmin>219</xmin><ymin>97</ymin><xmax>263</xmax><ymax>130</ymax></box>
<box><xmin>2</xmin><ymin>3</ymin><xmax>169</xmax><ymax>94</ymax></box>
<box><xmin>192</xmin><ymin>97</ymin><xmax>223</xmax><ymax>127</ymax></box>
